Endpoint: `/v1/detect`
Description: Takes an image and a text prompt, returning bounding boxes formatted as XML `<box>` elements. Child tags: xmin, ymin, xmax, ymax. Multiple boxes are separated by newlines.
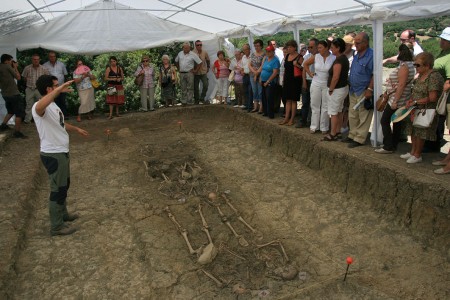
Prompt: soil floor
<box><xmin>0</xmin><ymin>106</ymin><xmax>449</xmax><ymax>299</ymax></box>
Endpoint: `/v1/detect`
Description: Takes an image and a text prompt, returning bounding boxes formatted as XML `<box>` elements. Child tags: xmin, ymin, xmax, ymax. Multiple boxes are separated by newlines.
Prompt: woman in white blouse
<box><xmin>303</xmin><ymin>40</ymin><xmax>336</xmax><ymax>134</ymax></box>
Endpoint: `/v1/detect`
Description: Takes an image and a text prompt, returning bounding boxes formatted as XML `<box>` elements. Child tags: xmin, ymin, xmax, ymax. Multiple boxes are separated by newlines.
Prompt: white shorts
<box><xmin>327</xmin><ymin>86</ymin><xmax>349</xmax><ymax>115</ymax></box>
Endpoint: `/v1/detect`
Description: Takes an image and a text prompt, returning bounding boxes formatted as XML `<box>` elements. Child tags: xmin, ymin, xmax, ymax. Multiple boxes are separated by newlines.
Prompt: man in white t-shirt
<box><xmin>383</xmin><ymin>29</ymin><xmax>423</xmax><ymax>64</ymax></box>
<box><xmin>33</xmin><ymin>75</ymin><xmax>88</xmax><ymax>236</ymax></box>
<box><xmin>43</xmin><ymin>51</ymin><xmax>68</xmax><ymax>115</ymax></box>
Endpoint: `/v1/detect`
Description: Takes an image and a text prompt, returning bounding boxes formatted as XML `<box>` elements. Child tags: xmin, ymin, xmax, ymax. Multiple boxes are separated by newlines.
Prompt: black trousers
<box><xmin>380</xmin><ymin>104</ymin><xmax>402</xmax><ymax>151</ymax></box>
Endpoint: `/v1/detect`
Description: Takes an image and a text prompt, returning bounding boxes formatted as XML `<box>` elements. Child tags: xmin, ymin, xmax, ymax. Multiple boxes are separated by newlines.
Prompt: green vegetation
<box><xmin>15</xmin><ymin>17</ymin><xmax>449</xmax><ymax>115</ymax></box>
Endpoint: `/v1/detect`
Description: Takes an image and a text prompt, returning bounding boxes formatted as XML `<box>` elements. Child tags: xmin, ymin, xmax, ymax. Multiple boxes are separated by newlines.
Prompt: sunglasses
<box><xmin>196</xmin><ymin>44</ymin><xmax>202</xmax><ymax>46</ymax></box>
<box><xmin>143</xmin><ymin>59</ymin><xmax>149</xmax><ymax>62</ymax></box>
<box><xmin>413</xmin><ymin>63</ymin><xmax>421</xmax><ymax>68</ymax></box>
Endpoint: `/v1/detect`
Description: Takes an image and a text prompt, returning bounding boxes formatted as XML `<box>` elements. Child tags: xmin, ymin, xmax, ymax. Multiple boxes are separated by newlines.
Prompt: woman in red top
<box><xmin>212</xmin><ymin>51</ymin><xmax>230</xmax><ymax>104</ymax></box>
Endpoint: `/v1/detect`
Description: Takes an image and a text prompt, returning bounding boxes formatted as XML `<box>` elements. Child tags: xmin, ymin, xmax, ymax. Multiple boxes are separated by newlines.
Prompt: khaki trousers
<box><xmin>348</xmin><ymin>93</ymin><xmax>373</xmax><ymax>144</ymax></box>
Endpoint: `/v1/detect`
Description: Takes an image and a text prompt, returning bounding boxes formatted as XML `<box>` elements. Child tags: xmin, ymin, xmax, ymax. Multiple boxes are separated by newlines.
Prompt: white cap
<box><xmin>439</xmin><ymin>27</ymin><xmax>450</xmax><ymax>42</ymax></box>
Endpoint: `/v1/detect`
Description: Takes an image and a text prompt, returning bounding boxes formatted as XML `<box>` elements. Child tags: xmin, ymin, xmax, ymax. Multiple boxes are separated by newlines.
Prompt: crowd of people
<box><xmin>0</xmin><ymin>28</ymin><xmax>449</xmax><ymax>174</ymax></box>
<box><xmin>0</xmin><ymin>28</ymin><xmax>449</xmax><ymax>236</ymax></box>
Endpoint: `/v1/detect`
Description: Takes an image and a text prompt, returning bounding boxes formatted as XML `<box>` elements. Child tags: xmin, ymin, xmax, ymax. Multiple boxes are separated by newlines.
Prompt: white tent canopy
<box><xmin>0</xmin><ymin>0</ymin><xmax>448</xmax><ymax>54</ymax></box>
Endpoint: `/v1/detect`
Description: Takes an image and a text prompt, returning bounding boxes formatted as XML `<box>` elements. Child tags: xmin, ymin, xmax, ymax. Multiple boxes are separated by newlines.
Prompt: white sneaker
<box><xmin>406</xmin><ymin>156</ymin><xmax>422</xmax><ymax>164</ymax></box>
<box><xmin>400</xmin><ymin>152</ymin><xmax>412</xmax><ymax>159</ymax></box>
<box><xmin>240</xmin><ymin>105</ymin><xmax>246</xmax><ymax>108</ymax></box>
<box><xmin>375</xmin><ymin>148</ymin><xmax>393</xmax><ymax>154</ymax></box>
<box><xmin>233</xmin><ymin>105</ymin><xmax>239</xmax><ymax>108</ymax></box>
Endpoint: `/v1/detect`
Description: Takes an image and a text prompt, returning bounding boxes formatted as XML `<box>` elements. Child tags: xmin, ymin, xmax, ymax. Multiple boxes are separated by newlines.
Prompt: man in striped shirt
<box><xmin>22</xmin><ymin>54</ymin><xmax>49</xmax><ymax>123</ymax></box>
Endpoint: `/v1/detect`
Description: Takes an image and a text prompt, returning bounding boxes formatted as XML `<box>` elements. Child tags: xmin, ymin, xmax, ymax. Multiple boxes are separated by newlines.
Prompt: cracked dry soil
<box><xmin>2</xmin><ymin>107</ymin><xmax>449</xmax><ymax>299</ymax></box>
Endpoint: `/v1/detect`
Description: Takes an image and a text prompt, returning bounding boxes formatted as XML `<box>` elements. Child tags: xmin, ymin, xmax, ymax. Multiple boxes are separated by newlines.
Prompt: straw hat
<box><xmin>391</xmin><ymin>106</ymin><xmax>415</xmax><ymax>123</ymax></box>
<box><xmin>343</xmin><ymin>35</ymin><xmax>354</xmax><ymax>45</ymax></box>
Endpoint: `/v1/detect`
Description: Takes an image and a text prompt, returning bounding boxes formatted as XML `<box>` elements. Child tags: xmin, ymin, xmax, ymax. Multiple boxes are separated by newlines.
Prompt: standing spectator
<box><xmin>304</xmin><ymin>40</ymin><xmax>335</xmax><ymax>134</ymax></box>
<box><xmin>159</xmin><ymin>54</ymin><xmax>177</xmax><ymax>107</ymax></box>
<box><xmin>259</xmin><ymin>45</ymin><xmax>280</xmax><ymax>119</ymax></box>
<box><xmin>383</xmin><ymin>29</ymin><xmax>423</xmax><ymax>64</ymax></box>
<box><xmin>134</xmin><ymin>55</ymin><xmax>156</xmax><ymax>112</ymax></box>
<box><xmin>212</xmin><ymin>51</ymin><xmax>231</xmax><ymax>104</ymax></box>
<box><xmin>400</xmin><ymin>52</ymin><xmax>444</xmax><ymax>163</ymax></box>
<box><xmin>323</xmin><ymin>38</ymin><xmax>349</xmax><ymax>141</ymax></box>
<box><xmin>33</xmin><ymin>75</ymin><xmax>88</xmax><ymax>236</ymax></box>
<box><xmin>296</xmin><ymin>38</ymin><xmax>319</xmax><ymax>128</ymax></box>
<box><xmin>230</xmin><ymin>49</ymin><xmax>246</xmax><ymax>108</ymax></box>
<box><xmin>193</xmin><ymin>40</ymin><xmax>210</xmax><ymax>104</ymax></box>
<box><xmin>271</xmin><ymin>40</ymin><xmax>284</xmax><ymax>112</ymax></box>
<box><xmin>43</xmin><ymin>51</ymin><xmax>68</xmax><ymax>116</ymax></box>
<box><xmin>430</xmin><ymin>27</ymin><xmax>450</xmax><ymax>153</ymax></box>
<box><xmin>72</xmin><ymin>60</ymin><xmax>96</xmax><ymax>122</ymax></box>
<box><xmin>280</xmin><ymin>40</ymin><xmax>302</xmax><ymax>126</ymax></box>
<box><xmin>175</xmin><ymin>42</ymin><xmax>202</xmax><ymax>105</ymax></box>
<box><xmin>340</xmin><ymin>35</ymin><xmax>356</xmax><ymax>134</ymax></box>
<box><xmin>375</xmin><ymin>43</ymin><xmax>415</xmax><ymax>153</ymax></box>
<box><xmin>345</xmin><ymin>32</ymin><xmax>374</xmax><ymax>148</ymax></box>
<box><xmin>249</xmin><ymin>39</ymin><xmax>265</xmax><ymax>113</ymax></box>
<box><xmin>271</xmin><ymin>40</ymin><xmax>284</xmax><ymax>64</ymax></box>
<box><xmin>22</xmin><ymin>54</ymin><xmax>49</xmax><ymax>123</ymax></box>
<box><xmin>0</xmin><ymin>54</ymin><xmax>26</xmax><ymax>138</ymax></box>
<box><xmin>241</xmin><ymin>44</ymin><xmax>253</xmax><ymax>112</ymax></box>
<box><xmin>104</xmin><ymin>56</ymin><xmax>125</xmax><ymax>119</ymax></box>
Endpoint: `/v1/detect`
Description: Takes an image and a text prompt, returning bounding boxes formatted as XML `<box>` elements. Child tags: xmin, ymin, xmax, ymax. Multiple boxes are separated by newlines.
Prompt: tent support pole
<box><xmin>26</xmin><ymin>0</ymin><xmax>48</xmax><ymax>23</ymax></box>
<box><xmin>371</xmin><ymin>19</ymin><xmax>384</xmax><ymax>147</ymax></box>
<box><xmin>248</xmin><ymin>33</ymin><xmax>255</xmax><ymax>52</ymax></box>
<box><xmin>293</xmin><ymin>24</ymin><xmax>300</xmax><ymax>45</ymax></box>
<box><xmin>0</xmin><ymin>0</ymin><xmax>65</xmax><ymax>22</ymax></box>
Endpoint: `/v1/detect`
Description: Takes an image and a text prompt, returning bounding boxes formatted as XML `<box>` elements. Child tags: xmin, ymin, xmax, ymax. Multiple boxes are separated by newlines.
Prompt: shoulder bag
<box><xmin>376</xmin><ymin>77</ymin><xmax>413</xmax><ymax>112</ymax></box>
<box><xmin>293</xmin><ymin>55</ymin><xmax>303</xmax><ymax>78</ymax></box>
<box><xmin>436</xmin><ymin>91</ymin><xmax>448</xmax><ymax>115</ymax></box>
<box><xmin>134</xmin><ymin>64</ymin><xmax>144</xmax><ymax>87</ymax></box>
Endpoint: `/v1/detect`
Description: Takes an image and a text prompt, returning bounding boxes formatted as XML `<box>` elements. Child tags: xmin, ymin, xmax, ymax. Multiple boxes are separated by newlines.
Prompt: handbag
<box><xmin>107</xmin><ymin>86</ymin><xmax>117</xmax><ymax>95</ymax></box>
<box><xmin>376</xmin><ymin>91</ymin><xmax>392</xmax><ymax>112</ymax></box>
<box><xmin>376</xmin><ymin>77</ymin><xmax>414</xmax><ymax>112</ymax></box>
<box><xmin>228</xmin><ymin>70</ymin><xmax>235</xmax><ymax>82</ymax></box>
<box><xmin>436</xmin><ymin>91</ymin><xmax>448</xmax><ymax>115</ymax></box>
<box><xmin>90</xmin><ymin>79</ymin><xmax>100</xmax><ymax>89</ymax></box>
<box><xmin>134</xmin><ymin>64</ymin><xmax>144</xmax><ymax>86</ymax></box>
<box><xmin>293</xmin><ymin>55</ymin><xmax>302</xmax><ymax>77</ymax></box>
<box><xmin>413</xmin><ymin>108</ymin><xmax>435</xmax><ymax>128</ymax></box>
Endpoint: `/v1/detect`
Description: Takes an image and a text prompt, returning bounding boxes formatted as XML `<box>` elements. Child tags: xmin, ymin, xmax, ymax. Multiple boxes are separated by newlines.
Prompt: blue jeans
<box><xmin>250</xmin><ymin>74</ymin><xmax>262</xmax><ymax>102</ymax></box>
<box><xmin>299</xmin><ymin>79</ymin><xmax>312</xmax><ymax>125</ymax></box>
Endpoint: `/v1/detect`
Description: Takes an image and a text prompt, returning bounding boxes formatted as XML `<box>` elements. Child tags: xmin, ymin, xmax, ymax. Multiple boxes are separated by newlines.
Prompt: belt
<box><xmin>180</xmin><ymin>71</ymin><xmax>189</xmax><ymax>73</ymax></box>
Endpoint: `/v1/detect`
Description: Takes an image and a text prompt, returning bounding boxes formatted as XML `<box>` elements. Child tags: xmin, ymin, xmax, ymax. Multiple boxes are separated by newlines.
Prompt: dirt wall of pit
<box><xmin>155</xmin><ymin>106</ymin><xmax>450</xmax><ymax>257</ymax></box>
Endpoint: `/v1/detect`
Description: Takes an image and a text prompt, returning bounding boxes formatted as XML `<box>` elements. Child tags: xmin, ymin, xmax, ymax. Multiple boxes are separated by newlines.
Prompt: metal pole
<box><xmin>0</xmin><ymin>0</ymin><xmax>65</xmax><ymax>22</ymax></box>
<box><xmin>372</xmin><ymin>19</ymin><xmax>384</xmax><ymax>147</ymax></box>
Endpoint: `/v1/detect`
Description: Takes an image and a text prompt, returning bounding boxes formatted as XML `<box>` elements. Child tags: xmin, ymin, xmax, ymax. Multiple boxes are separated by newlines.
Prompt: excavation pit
<box><xmin>0</xmin><ymin>106</ymin><xmax>448</xmax><ymax>299</ymax></box>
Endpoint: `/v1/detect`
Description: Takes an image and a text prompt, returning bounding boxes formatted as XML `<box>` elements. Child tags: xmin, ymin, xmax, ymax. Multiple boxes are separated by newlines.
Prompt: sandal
<box><xmin>279</xmin><ymin>121</ymin><xmax>288</xmax><ymax>125</ymax></box>
<box><xmin>286</xmin><ymin>121</ymin><xmax>294</xmax><ymax>126</ymax></box>
<box><xmin>322</xmin><ymin>134</ymin><xmax>338</xmax><ymax>141</ymax></box>
<box><xmin>108</xmin><ymin>115</ymin><xmax>113</xmax><ymax>120</ymax></box>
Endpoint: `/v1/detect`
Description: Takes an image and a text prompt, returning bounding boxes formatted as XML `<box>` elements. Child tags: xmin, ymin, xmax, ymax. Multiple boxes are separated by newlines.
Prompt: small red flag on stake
<box><xmin>344</xmin><ymin>256</ymin><xmax>353</xmax><ymax>281</ymax></box>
